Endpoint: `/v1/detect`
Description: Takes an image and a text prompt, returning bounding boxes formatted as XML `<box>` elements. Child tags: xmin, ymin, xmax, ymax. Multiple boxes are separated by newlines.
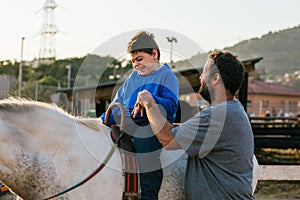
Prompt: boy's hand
<box><xmin>132</xmin><ymin>90</ymin><xmax>156</xmax><ymax>118</ymax></box>
<box><xmin>132</xmin><ymin>99</ymin><xmax>145</xmax><ymax>118</ymax></box>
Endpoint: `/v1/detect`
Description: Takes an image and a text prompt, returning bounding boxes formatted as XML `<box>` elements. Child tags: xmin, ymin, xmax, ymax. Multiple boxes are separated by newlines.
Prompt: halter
<box><xmin>42</xmin><ymin>103</ymin><xmax>125</xmax><ymax>200</ymax></box>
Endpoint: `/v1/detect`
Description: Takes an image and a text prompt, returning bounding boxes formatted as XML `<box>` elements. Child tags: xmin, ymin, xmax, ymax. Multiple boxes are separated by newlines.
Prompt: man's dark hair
<box><xmin>208</xmin><ymin>50</ymin><xmax>244</xmax><ymax>96</ymax></box>
<box><xmin>127</xmin><ymin>31</ymin><xmax>160</xmax><ymax>60</ymax></box>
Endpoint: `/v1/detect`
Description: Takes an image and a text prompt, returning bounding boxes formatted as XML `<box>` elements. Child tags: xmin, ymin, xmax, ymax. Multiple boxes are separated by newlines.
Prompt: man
<box><xmin>133</xmin><ymin>50</ymin><xmax>255</xmax><ymax>199</ymax></box>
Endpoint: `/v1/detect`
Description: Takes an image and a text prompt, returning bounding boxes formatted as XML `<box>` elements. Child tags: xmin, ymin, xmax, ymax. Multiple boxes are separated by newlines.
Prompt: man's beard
<box><xmin>199</xmin><ymin>82</ymin><xmax>213</xmax><ymax>104</ymax></box>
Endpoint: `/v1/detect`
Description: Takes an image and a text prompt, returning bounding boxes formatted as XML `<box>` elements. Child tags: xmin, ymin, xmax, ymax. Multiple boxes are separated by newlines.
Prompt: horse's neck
<box><xmin>0</xmin><ymin>107</ymin><xmax>123</xmax><ymax>200</ymax></box>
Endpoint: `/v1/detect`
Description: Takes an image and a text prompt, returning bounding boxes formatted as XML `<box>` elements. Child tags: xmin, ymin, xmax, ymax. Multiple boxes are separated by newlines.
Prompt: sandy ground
<box><xmin>253</xmin><ymin>149</ymin><xmax>300</xmax><ymax>199</ymax></box>
<box><xmin>0</xmin><ymin>191</ymin><xmax>17</xmax><ymax>200</ymax></box>
<box><xmin>254</xmin><ymin>180</ymin><xmax>300</xmax><ymax>200</ymax></box>
<box><xmin>1</xmin><ymin>181</ymin><xmax>300</xmax><ymax>200</ymax></box>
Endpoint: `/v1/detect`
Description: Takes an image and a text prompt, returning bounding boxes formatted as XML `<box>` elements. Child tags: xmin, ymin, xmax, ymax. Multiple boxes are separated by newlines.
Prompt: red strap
<box><xmin>127</xmin><ymin>174</ymin><xmax>131</xmax><ymax>192</ymax></box>
<box><xmin>121</xmin><ymin>152</ymin><xmax>139</xmax><ymax>199</ymax></box>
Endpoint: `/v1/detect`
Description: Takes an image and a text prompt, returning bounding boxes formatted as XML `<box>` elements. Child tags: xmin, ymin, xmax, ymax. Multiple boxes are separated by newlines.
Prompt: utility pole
<box><xmin>166</xmin><ymin>36</ymin><xmax>177</xmax><ymax>68</ymax></box>
<box><xmin>39</xmin><ymin>0</ymin><xmax>58</xmax><ymax>61</ymax></box>
<box><xmin>18</xmin><ymin>37</ymin><xmax>25</xmax><ymax>97</ymax></box>
<box><xmin>66</xmin><ymin>64</ymin><xmax>71</xmax><ymax>88</ymax></box>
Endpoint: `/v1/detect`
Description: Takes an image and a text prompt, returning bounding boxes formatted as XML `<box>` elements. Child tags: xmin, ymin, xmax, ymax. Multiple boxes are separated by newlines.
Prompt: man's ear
<box><xmin>212</xmin><ymin>73</ymin><xmax>222</xmax><ymax>85</ymax></box>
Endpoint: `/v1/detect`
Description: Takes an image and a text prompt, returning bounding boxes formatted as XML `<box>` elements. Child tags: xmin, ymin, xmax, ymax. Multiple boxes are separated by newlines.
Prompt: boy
<box><xmin>101</xmin><ymin>31</ymin><xmax>179</xmax><ymax>200</ymax></box>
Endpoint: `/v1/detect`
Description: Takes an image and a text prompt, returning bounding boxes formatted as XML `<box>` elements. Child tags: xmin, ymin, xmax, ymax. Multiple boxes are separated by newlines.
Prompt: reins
<box><xmin>42</xmin><ymin>103</ymin><xmax>126</xmax><ymax>200</ymax></box>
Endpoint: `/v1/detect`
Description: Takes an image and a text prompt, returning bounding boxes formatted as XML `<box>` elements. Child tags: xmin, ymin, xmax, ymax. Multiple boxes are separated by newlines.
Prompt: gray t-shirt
<box><xmin>172</xmin><ymin>100</ymin><xmax>254</xmax><ymax>200</ymax></box>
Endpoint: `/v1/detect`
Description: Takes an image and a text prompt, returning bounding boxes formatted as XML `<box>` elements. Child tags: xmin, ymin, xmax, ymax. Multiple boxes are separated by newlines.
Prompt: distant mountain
<box><xmin>176</xmin><ymin>24</ymin><xmax>300</xmax><ymax>76</ymax></box>
<box><xmin>227</xmin><ymin>25</ymin><xmax>300</xmax><ymax>75</ymax></box>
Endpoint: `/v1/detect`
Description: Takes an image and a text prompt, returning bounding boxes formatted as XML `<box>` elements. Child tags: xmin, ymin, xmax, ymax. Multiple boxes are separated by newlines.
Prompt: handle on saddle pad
<box><xmin>104</xmin><ymin>103</ymin><xmax>126</xmax><ymax>131</ymax></box>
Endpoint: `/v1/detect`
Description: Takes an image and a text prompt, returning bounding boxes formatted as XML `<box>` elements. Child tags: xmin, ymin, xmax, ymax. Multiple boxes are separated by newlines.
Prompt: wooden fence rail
<box><xmin>258</xmin><ymin>165</ymin><xmax>300</xmax><ymax>180</ymax></box>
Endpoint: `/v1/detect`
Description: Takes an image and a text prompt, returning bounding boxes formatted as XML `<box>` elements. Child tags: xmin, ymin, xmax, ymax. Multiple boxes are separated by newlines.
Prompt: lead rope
<box><xmin>41</xmin><ymin>103</ymin><xmax>126</xmax><ymax>200</ymax></box>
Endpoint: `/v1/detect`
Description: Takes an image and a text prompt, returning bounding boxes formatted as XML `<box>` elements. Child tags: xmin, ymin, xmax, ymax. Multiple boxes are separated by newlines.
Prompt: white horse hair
<box><xmin>0</xmin><ymin>98</ymin><xmax>258</xmax><ymax>199</ymax></box>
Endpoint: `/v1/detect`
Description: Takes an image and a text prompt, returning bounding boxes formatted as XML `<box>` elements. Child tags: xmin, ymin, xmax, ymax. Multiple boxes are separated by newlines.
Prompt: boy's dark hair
<box><xmin>127</xmin><ymin>31</ymin><xmax>160</xmax><ymax>60</ymax></box>
<box><xmin>208</xmin><ymin>50</ymin><xmax>245</xmax><ymax>96</ymax></box>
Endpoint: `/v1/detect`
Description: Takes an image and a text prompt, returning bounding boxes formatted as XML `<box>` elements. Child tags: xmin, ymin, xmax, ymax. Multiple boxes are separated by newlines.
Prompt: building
<box><xmin>56</xmin><ymin>57</ymin><xmax>263</xmax><ymax>120</ymax></box>
<box><xmin>247</xmin><ymin>80</ymin><xmax>300</xmax><ymax>117</ymax></box>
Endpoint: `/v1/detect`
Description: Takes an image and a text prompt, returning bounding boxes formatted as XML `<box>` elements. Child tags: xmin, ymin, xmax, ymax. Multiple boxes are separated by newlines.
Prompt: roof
<box><xmin>57</xmin><ymin>57</ymin><xmax>263</xmax><ymax>95</ymax></box>
<box><xmin>248</xmin><ymin>80</ymin><xmax>300</xmax><ymax>96</ymax></box>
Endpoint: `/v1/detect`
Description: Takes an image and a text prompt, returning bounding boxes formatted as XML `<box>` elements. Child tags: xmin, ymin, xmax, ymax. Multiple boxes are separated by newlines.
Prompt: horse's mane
<box><xmin>0</xmin><ymin>97</ymin><xmax>60</xmax><ymax>113</ymax></box>
<box><xmin>0</xmin><ymin>97</ymin><xmax>103</xmax><ymax>132</ymax></box>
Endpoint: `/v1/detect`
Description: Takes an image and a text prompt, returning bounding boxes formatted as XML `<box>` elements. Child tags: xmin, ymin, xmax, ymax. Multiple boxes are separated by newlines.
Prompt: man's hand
<box><xmin>132</xmin><ymin>90</ymin><xmax>181</xmax><ymax>150</ymax></box>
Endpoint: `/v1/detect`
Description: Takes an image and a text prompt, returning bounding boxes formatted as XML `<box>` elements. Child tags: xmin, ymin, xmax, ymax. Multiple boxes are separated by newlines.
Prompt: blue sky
<box><xmin>1</xmin><ymin>0</ymin><xmax>300</xmax><ymax>62</ymax></box>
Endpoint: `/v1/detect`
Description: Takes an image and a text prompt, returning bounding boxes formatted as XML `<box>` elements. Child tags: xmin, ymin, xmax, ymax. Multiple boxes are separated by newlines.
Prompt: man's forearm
<box><xmin>135</xmin><ymin>90</ymin><xmax>181</xmax><ymax>149</ymax></box>
<box><xmin>145</xmin><ymin>103</ymin><xmax>180</xmax><ymax>150</ymax></box>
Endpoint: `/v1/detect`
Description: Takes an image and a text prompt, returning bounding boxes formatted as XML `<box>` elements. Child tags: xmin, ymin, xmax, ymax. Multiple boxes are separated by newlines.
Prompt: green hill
<box><xmin>227</xmin><ymin>24</ymin><xmax>300</xmax><ymax>75</ymax></box>
<box><xmin>177</xmin><ymin>24</ymin><xmax>300</xmax><ymax>77</ymax></box>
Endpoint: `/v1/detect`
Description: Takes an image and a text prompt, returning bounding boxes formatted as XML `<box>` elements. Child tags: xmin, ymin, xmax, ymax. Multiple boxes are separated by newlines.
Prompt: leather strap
<box><xmin>121</xmin><ymin>151</ymin><xmax>139</xmax><ymax>200</ymax></box>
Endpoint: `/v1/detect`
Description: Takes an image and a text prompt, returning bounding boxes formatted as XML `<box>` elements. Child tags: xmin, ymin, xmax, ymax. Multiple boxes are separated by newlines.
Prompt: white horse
<box><xmin>0</xmin><ymin>98</ymin><xmax>258</xmax><ymax>200</ymax></box>
<box><xmin>0</xmin><ymin>98</ymin><xmax>186</xmax><ymax>200</ymax></box>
